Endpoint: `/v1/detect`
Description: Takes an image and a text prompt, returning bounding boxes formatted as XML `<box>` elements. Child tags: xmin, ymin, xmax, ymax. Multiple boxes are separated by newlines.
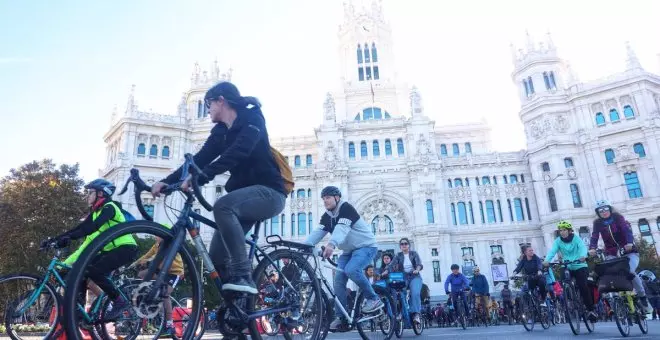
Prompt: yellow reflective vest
<box><xmin>64</xmin><ymin>202</ymin><xmax>137</xmax><ymax>266</ymax></box>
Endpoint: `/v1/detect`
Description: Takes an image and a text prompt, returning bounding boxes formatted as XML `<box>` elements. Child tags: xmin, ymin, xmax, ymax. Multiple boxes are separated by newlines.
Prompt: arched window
<box><xmin>197</xmin><ymin>100</ymin><xmax>204</xmax><ymax>118</ymax></box>
<box><xmin>360</xmin><ymin>141</ymin><xmax>368</xmax><ymax>158</ymax></box>
<box><xmin>486</xmin><ymin>200</ymin><xmax>497</xmax><ymax>223</ymax></box>
<box><xmin>479</xmin><ymin>201</ymin><xmax>485</xmax><ymax>223</ymax></box>
<box><xmin>609</xmin><ymin>109</ymin><xmax>620</xmax><ymax>122</ymax></box>
<box><xmin>396</xmin><ymin>138</ymin><xmax>404</xmax><ymax>155</ymax></box>
<box><xmin>541</xmin><ymin>162</ymin><xmax>550</xmax><ymax>172</ymax></box>
<box><xmin>503</xmin><ymin>175</ymin><xmax>508</xmax><ymax>184</ymax></box>
<box><xmin>509</xmin><ymin>175</ymin><xmax>518</xmax><ymax>184</ymax></box>
<box><xmin>633</xmin><ymin>143</ymin><xmax>646</xmax><ymax>158</ymax></box>
<box><xmin>270</xmin><ymin>215</ymin><xmax>280</xmax><ymax>235</ymax></box>
<box><xmin>281</xmin><ymin>214</ymin><xmax>285</xmax><ymax>236</ymax></box>
<box><xmin>306</xmin><ymin>154</ymin><xmax>313</xmax><ymax>166</ymax></box>
<box><xmin>290</xmin><ymin>213</ymin><xmax>295</xmax><ymax>235</ymax></box>
<box><xmin>426</xmin><ymin>200</ymin><xmax>434</xmax><ymax>223</ymax></box>
<box><xmin>548</xmin><ymin>188</ymin><xmax>558</xmax><ymax>212</ymax></box>
<box><xmin>543</xmin><ymin>72</ymin><xmax>550</xmax><ymax>90</ymax></box>
<box><xmin>564</xmin><ymin>157</ymin><xmax>574</xmax><ymax>168</ymax></box>
<box><xmin>371</xmin><ymin>215</ymin><xmax>394</xmax><ymax>234</ymax></box>
<box><xmin>514</xmin><ymin>198</ymin><xmax>524</xmax><ymax>221</ymax></box>
<box><xmin>161</xmin><ymin>146</ymin><xmax>170</xmax><ymax>158</ymax></box>
<box><xmin>384</xmin><ymin>139</ymin><xmax>392</xmax><ymax>156</ymax></box>
<box><xmin>440</xmin><ymin>144</ymin><xmax>447</xmax><ymax>157</ymax></box>
<box><xmin>452</xmin><ymin>143</ymin><xmax>460</xmax><ymax>156</ymax></box>
<box><xmin>523</xmin><ymin>79</ymin><xmax>530</xmax><ymax>97</ymax></box>
<box><xmin>149</xmin><ymin>144</ymin><xmax>158</xmax><ymax>157</ymax></box>
<box><xmin>144</xmin><ymin>204</ymin><xmax>154</xmax><ymax>217</ymax></box>
<box><xmin>357</xmin><ymin>44</ymin><xmax>363</xmax><ymax>64</ymax></box>
<box><xmin>595</xmin><ymin>112</ymin><xmax>606</xmax><ymax>126</ymax></box>
<box><xmin>507</xmin><ymin>199</ymin><xmax>514</xmax><ymax>221</ymax></box>
<box><xmin>482</xmin><ymin>176</ymin><xmax>491</xmax><ymax>185</ymax></box>
<box><xmin>497</xmin><ymin>200</ymin><xmax>504</xmax><ymax>221</ymax></box>
<box><xmin>450</xmin><ymin>203</ymin><xmax>457</xmax><ymax>226</ymax></box>
<box><xmin>465</xmin><ymin>142</ymin><xmax>472</xmax><ymax>154</ymax></box>
<box><xmin>570</xmin><ymin>184</ymin><xmax>582</xmax><ymax>208</ymax></box>
<box><xmin>457</xmin><ymin>202</ymin><xmax>468</xmax><ymax>225</ymax></box>
<box><xmin>639</xmin><ymin>219</ymin><xmax>654</xmax><ymax>244</ymax></box>
<box><xmin>454</xmin><ymin>178</ymin><xmax>463</xmax><ymax>187</ymax></box>
<box><xmin>623</xmin><ymin>105</ymin><xmax>635</xmax><ymax>118</ymax></box>
<box><xmin>371</xmin><ymin>43</ymin><xmax>378</xmax><ymax>62</ymax></box>
<box><xmin>294</xmin><ymin>155</ymin><xmax>301</xmax><ymax>167</ymax></box>
<box><xmin>604</xmin><ymin>149</ymin><xmax>615</xmax><ymax>164</ymax></box>
<box><xmin>447</xmin><ymin>179</ymin><xmax>452</xmax><ymax>188</ymax></box>
<box><xmin>296</xmin><ymin>189</ymin><xmax>305</xmax><ymax>198</ymax></box>
<box><xmin>624</xmin><ymin>172</ymin><xmax>643</xmax><ymax>198</ymax></box>
<box><xmin>465</xmin><ymin>178</ymin><xmax>470</xmax><ymax>187</ymax></box>
<box><xmin>521</xmin><ymin>174</ymin><xmax>525</xmax><ymax>183</ymax></box>
<box><xmin>348</xmin><ymin>142</ymin><xmax>356</xmax><ymax>159</ymax></box>
<box><xmin>364</xmin><ymin>44</ymin><xmax>371</xmax><ymax>63</ymax></box>
<box><xmin>527</xmin><ymin>76</ymin><xmax>535</xmax><ymax>94</ymax></box>
<box><xmin>549</xmin><ymin>71</ymin><xmax>557</xmax><ymax>89</ymax></box>
<box><xmin>372</xmin><ymin>140</ymin><xmax>380</xmax><ymax>157</ymax></box>
<box><xmin>307</xmin><ymin>189</ymin><xmax>311</xmax><ymax>197</ymax></box>
<box><xmin>297</xmin><ymin>213</ymin><xmax>307</xmax><ymax>236</ymax></box>
<box><xmin>468</xmin><ymin>202</ymin><xmax>475</xmax><ymax>224</ymax></box>
<box><xmin>137</xmin><ymin>143</ymin><xmax>146</xmax><ymax>156</ymax></box>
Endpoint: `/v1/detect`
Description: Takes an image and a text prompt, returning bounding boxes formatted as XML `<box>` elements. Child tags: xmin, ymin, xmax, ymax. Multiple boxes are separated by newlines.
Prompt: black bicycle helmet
<box><xmin>84</xmin><ymin>179</ymin><xmax>116</xmax><ymax>197</ymax></box>
<box><xmin>451</xmin><ymin>264</ymin><xmax>459</xmax><ymax>270</ymax></box>
<box><xmin>320</xmin><ymin>186</ymin><xmax>341</xmax><ymax>198</ymax></box>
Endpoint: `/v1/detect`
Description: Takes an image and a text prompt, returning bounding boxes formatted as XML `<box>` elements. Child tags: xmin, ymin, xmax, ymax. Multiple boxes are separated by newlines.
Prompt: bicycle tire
<box><xmin>564</xmin><ymin>284</ymin><xmax>581</xmax><ymax>335</ymax></box>
<box><xmin>521</xmin><ymin>293</ymin><xmax>535</xmax><ymax>332</ymax></box>
<box><xmin>612</xmin><ymin>296</ymin><xmax>630</xmax><ymax>337</ymax></box>
<box><xmin>62</xmin><ymin>221</ymin><xmax>203</xmax><ymax>340</ymax></box>
<box><xmin>635</xmin><ymin>299</ymin><xmax>648</xmax><ymax>334</ymax></box>
<box><xmin>356</xmin><ymin>284</ymin><xmax>396</xmax><ymax>340</ymax></box>
<box><xmin>318</xmin><ymin>289</ymin><xmax>332</xmax><ymax>340</ymax></box>
<box><xmin>0</xmin><ymin>273</ymin><xmax>61</xmax><ymax>340</ymax></box>
<box><xmin>247</xmin><ymin>248</ymin><xmax>323</xmax><ymax>340</ymax></box>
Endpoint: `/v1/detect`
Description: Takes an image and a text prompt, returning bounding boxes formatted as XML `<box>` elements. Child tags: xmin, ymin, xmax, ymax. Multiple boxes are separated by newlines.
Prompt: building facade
<box><xmin>100</xmin><ymin>0</ymin><xmax>660</xmax><ymax>298</ymax></box>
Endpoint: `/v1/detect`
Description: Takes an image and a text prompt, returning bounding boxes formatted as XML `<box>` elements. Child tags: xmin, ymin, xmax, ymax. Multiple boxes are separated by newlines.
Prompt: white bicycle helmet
<box><xmin>595</xmin><ymin>199</ymin><xmax>610</xmax><ymax>208</ymax></box>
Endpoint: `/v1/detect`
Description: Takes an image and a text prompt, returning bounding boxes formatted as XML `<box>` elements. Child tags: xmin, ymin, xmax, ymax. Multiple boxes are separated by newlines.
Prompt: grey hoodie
<box><xmin>305</xmin><ymin>201</ymin><xmax>376</xmax><ymax>253</ymax></box>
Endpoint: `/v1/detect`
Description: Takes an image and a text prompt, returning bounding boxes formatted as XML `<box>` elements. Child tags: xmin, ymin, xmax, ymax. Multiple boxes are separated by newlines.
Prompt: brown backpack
<box><xmin>270</xmin><ymin>146</ymin><xmax>295</xmax><ymax>194</ymax></box>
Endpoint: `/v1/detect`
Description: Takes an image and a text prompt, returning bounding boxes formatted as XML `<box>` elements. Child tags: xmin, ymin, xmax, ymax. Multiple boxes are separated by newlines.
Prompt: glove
<box><xmin>40</xmin><ymin>238</ymin><xmax>52</xmax><ymax>249</ymax></box>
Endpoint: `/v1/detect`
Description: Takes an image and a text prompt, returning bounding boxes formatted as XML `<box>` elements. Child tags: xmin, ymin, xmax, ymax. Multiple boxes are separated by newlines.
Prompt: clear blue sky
<box><xmin>1</xmin><ymin>0</ymin><xmax>659</xmax><ymax>182</ymax></box>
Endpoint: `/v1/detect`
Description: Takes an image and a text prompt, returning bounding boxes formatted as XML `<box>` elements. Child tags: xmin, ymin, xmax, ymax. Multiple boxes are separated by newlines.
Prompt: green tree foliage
<box><xmin>635</xmin><ymin>237</ymin><xmax>660</xmax><ymax>274</ymax></box>
<box><xmin>0</xmin><ymin>159</ymin><xmax>87</xmax><ymax>274</ymax></box>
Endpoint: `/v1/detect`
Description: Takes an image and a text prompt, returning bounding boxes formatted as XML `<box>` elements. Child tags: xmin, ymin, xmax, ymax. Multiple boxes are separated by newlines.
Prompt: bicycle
<box><xmin>510</xmin><ymin>274</ymin><xmax>551</xmax><ymax>331</ymax></box>
<box><xmin>594</xmin><ymin>248</ymin><xmax>648</xmax><ymax>337</ymax></box>
<box><xmin>547</xmin><ymin>259</ymin><xmax>594</xmax><ymax>335</ymax></box>
<box><xmin>382</xmin><ymin>272</ymin><xmax>423</xmax><ymax>337</ymax></box>
<box><xmin>447</xmin><ymin>288</ymin><xmax>468</xmax><ymax>330</ymax></box>
<box><xmin>61</xmin><ymin>154</ymin><xmax>322</xmax><ymax>340</ymax></box>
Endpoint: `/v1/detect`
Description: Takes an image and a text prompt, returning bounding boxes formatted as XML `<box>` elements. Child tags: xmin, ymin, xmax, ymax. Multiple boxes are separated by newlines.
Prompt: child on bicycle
<box><xmin>444</xmin><ymin>264</ymin><xmax>470</xmax><ymax>320</ymax></box>
<box><xmin>131</xmin><ymin>223</ymin><xmax>183</xmax><ymax>336</ymax></box>
<box><xmin>543</xmin><ymin>220</ymin><xmax>598</xmax><ymax>321</ymax></box>
<box><xmin>305</xmin><ymin>186</ymin><xmax>383</xmax><ymax>331</ymax></box>
<box><xmin>43</xmin><ymin>179</ymin><xmax>138</xmax><ymax>320</ymax></box>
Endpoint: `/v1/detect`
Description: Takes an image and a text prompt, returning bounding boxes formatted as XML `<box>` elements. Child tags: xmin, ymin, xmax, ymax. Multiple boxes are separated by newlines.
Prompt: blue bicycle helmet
<box><xmin>84</xmin><ymin>179</ymin><xmax>116</xmax><ymax>197</ymax></box>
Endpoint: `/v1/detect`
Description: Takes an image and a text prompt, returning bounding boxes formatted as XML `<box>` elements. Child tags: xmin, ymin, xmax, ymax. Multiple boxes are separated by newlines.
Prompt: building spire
<box><xmin>525</xmin><ymin>30</ymin><xmax>535</xmax><ymax>52</ymax></box>
<box><xmin>625</xmin><ymin>41</ymin><xmax>643</xmax><ymax>72</ymax></box>
<box><xmin>125</xmin><ymin>84</ymin><xmax>137</xmax><ymax>116</ymax></box>
<box><xmin>545</xmin><ymin>31</ymin><xmax>555</xmax><ymax>51</ymax></box>
<box><xmin>410</xmin><ymin>85</ymin><xmax>423</xmax><ymax>116</ymax></box>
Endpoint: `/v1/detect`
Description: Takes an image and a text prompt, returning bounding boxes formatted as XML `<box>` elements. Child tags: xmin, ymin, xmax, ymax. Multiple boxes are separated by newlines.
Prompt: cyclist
<box><xmin>305</xmin><ymin>186</ymin><xmax>383</xmax><ymax>330</ymax></box>
<box><xmin>513</xmin><ymin>245</ymin><xmax>546</xmax><ymax>306</ymax></box>
<box><xmin>589</xmin><ymin>200</ymin><xmax>651</xmax><ymax>313</ymax></box>
<box><xmin>151</xmin><ymin>81</ymin><xmax>286</xmax><ymax>294</ymax></box>
<box><xmin>43</xmin><ymin>179</ymin><xmax>138</xmax><ymax>320</ymax></box>
<box><xmin>444</xmin><ymin>264</ymin><xmax>470</xmax><ymax>320</ymax></box>
<box><xmin>131</xmin><ymin>224</ymin><xmax>183</xmax><ymax>336</ymax></box>
<box><xmin>381</xmin><ymin>237</ymin><xmax>425</xmax><ymax>324</ymax></box>
<box><xmin>543</xmin><ymin>220</ymin><xmax>598</xmax><ymax>321</ymax></box>
<box><xmin>470</xmin><ymin>266</ymin><xmax>490</xmax><ymax>321</ymax></box>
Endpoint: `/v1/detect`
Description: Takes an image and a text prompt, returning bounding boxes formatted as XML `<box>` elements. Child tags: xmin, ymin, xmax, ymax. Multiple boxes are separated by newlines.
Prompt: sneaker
<box><xmin>413</xmin><ymin>313</ymin><xmax>421</xmax><ymax>324</ymax></box>
<box><xmin>222</xmin><ymin>276</ymin><xmax>258</xmax><ymax>294</ymax></box>
<box><xmin>329</xmin><ymin>317</ymin><xmax>345</xmax><ymax>331</ymax></box>
<box><xmin>587</xmin><ymin>310</ymin><xmax>598</xmax><ymax>322</ymax></box>
<box><xmin>158</xmin><ymin>325</ymin><xmax>176</xmax><ymax>338</ymax></box>
<box><xmin>639</xmin><ymin>297</ymin><xmax>652</xmax><ymax>314</ymax></box>
<box><xmin>104</xmin><ymin>296</ymin><xmax>129</xmax><ymax>321</ymax></box>
<box><xmin>361</xmin><ymin>298</ymin><xmax>384</xmax><ymax>313</ymax></box>
<box><xmin>539</xmin><ymin>301</ymin><xmax>547</xmax><ymax>307</ymax></box>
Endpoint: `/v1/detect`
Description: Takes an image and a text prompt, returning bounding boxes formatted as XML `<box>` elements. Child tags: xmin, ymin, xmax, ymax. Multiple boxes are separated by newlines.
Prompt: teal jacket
<box><xmin>544</xmin><ymin>234</ymin><xmax>588</xmax><ymax>271</ymax></box>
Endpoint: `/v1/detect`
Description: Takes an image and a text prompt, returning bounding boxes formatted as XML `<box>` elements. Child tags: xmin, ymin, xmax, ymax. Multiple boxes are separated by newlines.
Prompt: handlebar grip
<box><xmin>319</xmin><ymin>246</ymin><xmax>338</xmax><ymax>267</ymax></box>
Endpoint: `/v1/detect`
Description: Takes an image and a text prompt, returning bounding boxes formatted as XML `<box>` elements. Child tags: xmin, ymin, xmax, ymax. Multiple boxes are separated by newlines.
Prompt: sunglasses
<box><xmin>597</xmin><ymin>207</ymin><xmax>611</xmax><ymax>213</ymax></box>
<box><xmin>400</xmin><ymin>243</ymin><xmax>409</xmax><ymax>246</ymax></box>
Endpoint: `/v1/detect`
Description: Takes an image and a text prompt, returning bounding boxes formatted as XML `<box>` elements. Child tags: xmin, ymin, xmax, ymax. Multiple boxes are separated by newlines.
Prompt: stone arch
<box><xmin>355</xmin><ymin>191</ymin><xmax>412</xmax><ymax>235</ymax></box>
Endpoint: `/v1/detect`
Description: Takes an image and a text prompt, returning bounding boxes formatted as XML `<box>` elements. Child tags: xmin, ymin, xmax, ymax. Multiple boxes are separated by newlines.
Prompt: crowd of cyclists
<box><xmin>4</xmin><ymin>80</ymin><xmax>656</xmax><ymax>339</ymax></box>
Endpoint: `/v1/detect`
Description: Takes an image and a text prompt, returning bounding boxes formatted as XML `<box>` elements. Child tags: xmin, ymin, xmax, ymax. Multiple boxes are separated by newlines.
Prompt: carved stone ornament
<box><xmin>360</xmin><ymin>198</ymin><xmax>410</xmax><ymax>233</ymax></box>
<box><xmin>448</xmin><ymin>187</ymin><xmax>472</xmax><ymax>201</ymax></box>
<box><xmin>504</xmin><ymin>183</ymin><xmax>527</xmax><ymax>198</ymax></box>
<box><xmin>528</xmin><ymin>114</ymin><xmax>571</xmax><ymax>140</ymax></box>
<box><xmin>323</xmin><ymin>142</ymin><xmax>340</xmax><ymax>170</ymax></box>
<box><xmin>374</xmin><ymin>179</ymin><xmax>386</xmax><ymax>199</ymax></box>
<box><xmin>616</xmin><ymin>144</ymin><xmax>634</xmax><ymax>162</ymax></box>
<box><xmin>415</xmin><ymin>134</ymin><xmax>434</xmax><ymax>165</ymax></box>
<box><xmin>410</xmin><ymin>86</ymin><xmax>423</xmax><ymax>115</ymax></box>
<box><xmin>323</xmin><ymin>92</ymin><xmax>336</xmax><ymax>120</ymax></box>
<box><xmin>290</xmin><ymin>197</ymin><xmax>313</xmax><ymax>212</ymax></box>
<box><xmin>420</xmin><ymin>182</ymin><xmax>435</xmax><ymax>198</ymax></box>
<box><xmin>566</xmin><ymin>168</ymin><xmax>577</xmax><ymax>179</ymax></box>
<box><xmin>476</xmin><ymin>185</ymin><xmax>500</xmax><ymax>199</ymax></box>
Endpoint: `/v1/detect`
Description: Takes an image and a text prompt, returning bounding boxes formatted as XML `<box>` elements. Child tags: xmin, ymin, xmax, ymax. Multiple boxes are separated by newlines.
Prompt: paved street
<box><xmin>2</xmin><ymin>322</ymin><xmax>659</xmax><ymax>339</ymax></box>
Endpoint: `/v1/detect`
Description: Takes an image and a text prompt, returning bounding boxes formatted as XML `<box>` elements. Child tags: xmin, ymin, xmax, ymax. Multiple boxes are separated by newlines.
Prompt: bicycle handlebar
<box><xmin>547</xmin><ymin>259</ymin><xmax>586</xmax><ymax>267</ymax></box>
<box><xmin>319</xmin><ymin>246</ymin><xmax>338</xmax><ymax>267</ymax></box>
<box><xmin>118</xmin><ymin>153</ymin><xmax>213</xmax><ymax>219</ymax></box>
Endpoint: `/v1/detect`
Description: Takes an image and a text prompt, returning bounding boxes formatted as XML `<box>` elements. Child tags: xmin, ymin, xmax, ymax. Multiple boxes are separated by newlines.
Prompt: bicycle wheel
<box><xmin>356</xmin><ymin>284</ymin><xmax>395</xmax><ymax>340</ymax></box>
<box><xmin>612</xmin><ymin>297</ymin><xmax>630</xmax><ymax>337</ymax></box>
<box><xmin>412</xmin><ymin>312</ymin><xmax>424</xmax><ymax>335</ymax></box>
<box><xmin>62</xmin><ymin>221</ymin><xmax>203</xmax><ymax>340</ymax></box>
<box><xmin>520</xmin><ymin>293</ymin><xmax>534</xmax><ymax>332</ymax></box>
<box><xmin>248</xmin><ymin>248</ymin><xmax>323</xmax><ymax>340</ymax></box>
<box><xmin>563</xmin><ymin>285</ymin><xmax>580</xmax><ymax>335</ymax></box>
<box><xmin>317</xmin><ymin>290</ymin><xmax>332</xmax><ymax>340</ymax></box>
<box><xmin>635</xmin><ymin>298</ymin><xmax>648</xmax><ymax>334</ymax></box>
<box><xmin>0</xmin><ymin>273</ymin><xmax>61</xmax><ymax>340</ymax></box>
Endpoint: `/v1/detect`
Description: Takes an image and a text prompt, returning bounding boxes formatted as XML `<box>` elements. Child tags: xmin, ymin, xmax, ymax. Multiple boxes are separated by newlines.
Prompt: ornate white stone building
<box><xmin>101</xmin><ymin>1</ymin><xmax>660</xmax><ymax>298</ymax></box>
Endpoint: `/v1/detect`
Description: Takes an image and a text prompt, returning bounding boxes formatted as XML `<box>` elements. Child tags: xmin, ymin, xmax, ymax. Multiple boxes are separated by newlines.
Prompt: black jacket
<box><xmin>162</xmin><ymin>107</ymin><xmax>285</xmax><ymax>195</ymax></box>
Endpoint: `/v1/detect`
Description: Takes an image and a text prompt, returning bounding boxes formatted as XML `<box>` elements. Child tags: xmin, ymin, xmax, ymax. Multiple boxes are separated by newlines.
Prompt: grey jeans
<box><xmin>209</xmin><ymin>185</ymin><xmax>286</xmax><ymax>277</ymax></box>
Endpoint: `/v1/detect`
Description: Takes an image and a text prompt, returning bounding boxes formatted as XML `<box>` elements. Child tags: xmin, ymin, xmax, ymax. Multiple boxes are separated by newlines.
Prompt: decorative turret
<box><xmin>177</xmin><ymin>92</ymin><xmax>188</xmax><ymax>117</ymax></box>
<box><xmin>190</xmin><ymin>60</ymin><xmax>232</xmax><ymax>89</ymax></box>
<box><xmin>125</xmin><ymin>84</ymin><xmax>137</xmax><ymax>116</ymax></box>
<box><xmin>625</xmin><ymin>41</ymin><xmax>643</xmax><ymax>72</ymax></box>
<box><xmin>410</xmin><ymin>85</ymin><xmax>423</xmax><ymax>117</ymax></box>
<box><xmin>511</xmin><ymin>31</ymin><xmax>568</xmax><ymax>104</ymax></box>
